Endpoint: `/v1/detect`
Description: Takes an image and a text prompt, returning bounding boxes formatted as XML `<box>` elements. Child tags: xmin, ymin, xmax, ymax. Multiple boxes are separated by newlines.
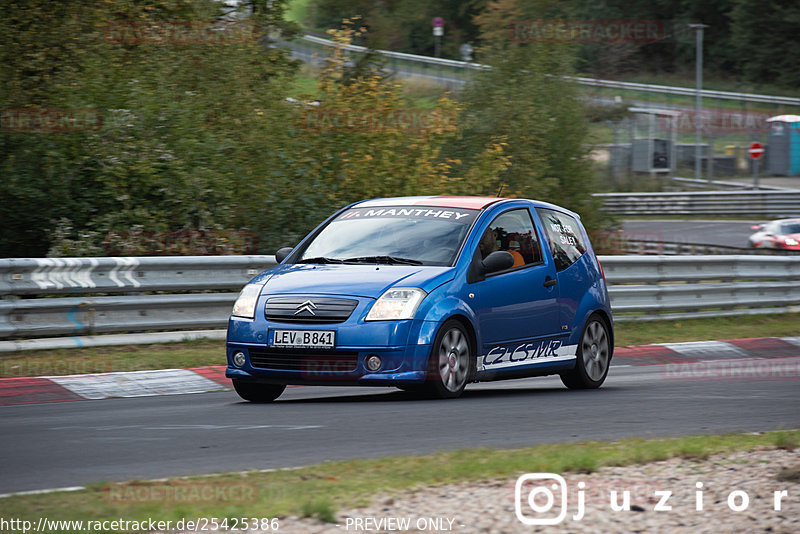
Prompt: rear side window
<box><xmin>537</xmin><ymin>208</ymin><xmax>587</xmax><ymax>272</ymax></box>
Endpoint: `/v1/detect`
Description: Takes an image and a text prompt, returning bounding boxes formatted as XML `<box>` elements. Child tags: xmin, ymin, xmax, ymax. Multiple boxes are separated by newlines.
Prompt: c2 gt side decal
<box><xmin>481</xmin><ymin>339</ymin><xmax>577</xmax><ymax>370</ymax></box>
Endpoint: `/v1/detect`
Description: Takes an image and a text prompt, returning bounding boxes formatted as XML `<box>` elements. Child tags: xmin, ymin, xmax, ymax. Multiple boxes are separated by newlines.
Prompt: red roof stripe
<box><xmin>411</xmin><ymin>196</ymin><xmax>504</xmax><ymax>209</ymax></box>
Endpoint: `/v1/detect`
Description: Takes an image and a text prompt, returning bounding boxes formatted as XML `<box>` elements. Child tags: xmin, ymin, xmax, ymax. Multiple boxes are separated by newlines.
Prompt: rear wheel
<box><xmin>560</xmin><ymin>316</ymin><xmax>611</xmax><ymax>389</ymax></box>
<box><xmin>424</xmin><ymin>320</ymin><xmax>472</xmax><ymax>399</ymax></box>
<box><xmin>232</xmin><ymin>380</ymin><xmax>286</xmax><ymax>402</ymax></box>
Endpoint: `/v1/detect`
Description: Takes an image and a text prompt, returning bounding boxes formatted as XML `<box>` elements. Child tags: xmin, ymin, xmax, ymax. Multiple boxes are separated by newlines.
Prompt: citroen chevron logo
<box><xmin>294</xmin><ymin>300</ymin><xmax>317</xmax><ymax>316</ymax></box>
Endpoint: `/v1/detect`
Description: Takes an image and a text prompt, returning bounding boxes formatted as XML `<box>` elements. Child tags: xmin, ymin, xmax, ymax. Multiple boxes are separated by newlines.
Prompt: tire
<box><xmin>232</xmin><ymin>380</ymin><xmax>286</xmax><ymax>402</ymax></box>
<box><xmin>424</xmin><ymin>320</ymin><xmax>473</xmax><ymax>399</ymax></box>
<box><xmin>560</xmin><ymin>316</ymin><xmax>611</xmax><ymax>390</ymax></box>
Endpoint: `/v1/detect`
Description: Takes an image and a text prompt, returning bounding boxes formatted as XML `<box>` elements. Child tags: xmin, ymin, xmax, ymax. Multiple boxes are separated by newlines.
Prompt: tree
<box><xmin>266</xmin><ymin>19</ymin><xmax>510</xmax><ymax>251</ymax></box>
<box><xmin>309</xmin><ymin>0</ymin><xmax>486</xmax><ymax>59</ymax></box>
<box><xmin>453</xmin><ymin>0</ymin><xmax>607</xmax><ymax>232</ymax></box>
<box><xmin>731</xmin><ymin>0</ymin><xmax>800</xmax><ymax>88</ymax></box>
<box><xmin>1</xmin><ymin>0</ymin><xmax>300</xmax><ymax>257</ymax></box>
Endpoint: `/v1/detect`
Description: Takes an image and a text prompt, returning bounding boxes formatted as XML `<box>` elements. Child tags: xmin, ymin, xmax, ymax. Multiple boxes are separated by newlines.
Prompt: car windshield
<box><xmin>298</xmin><ymin>205</ymin><xmax>479</xmax><ymax>266</ymax></box>
<box><xmin>780</xmin><ymin>222</ymin><xmax>800</xmax><ymax>234</ymax></box>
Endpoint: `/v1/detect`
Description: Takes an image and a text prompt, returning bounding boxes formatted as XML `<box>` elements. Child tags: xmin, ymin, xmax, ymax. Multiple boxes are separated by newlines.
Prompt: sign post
<box><xmin>748</xmin><ymin>142</ymin><xmax>764</xmax><ymax>190</ymax></box>
<box><xmin>432</xmin><ymin>17</ymin><xmax>444</xmax><ymax>57</ymax></box>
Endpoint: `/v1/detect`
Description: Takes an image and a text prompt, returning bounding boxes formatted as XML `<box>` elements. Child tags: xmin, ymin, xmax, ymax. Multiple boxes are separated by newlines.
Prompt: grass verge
<box><xmin>614</xmin><ymin>312</ymin><xmax>800</xmax><ymax>346</ymax></box>
<box><xmin>2</xmin><ymin>430</ymin><xmax>798</xmax><ymax>525</ymax></box>
<box><xmin>2</xmin><ymin>312</ymin><xmax>799</xmax><ymax>378</ymax></box>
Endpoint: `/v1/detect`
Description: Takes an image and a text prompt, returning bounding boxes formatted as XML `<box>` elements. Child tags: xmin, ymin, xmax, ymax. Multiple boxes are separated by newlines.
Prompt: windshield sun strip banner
<box><xmin>337</xmin><ymin>206</ymin><xmax>479</xmax><ymax>225</ymax></box>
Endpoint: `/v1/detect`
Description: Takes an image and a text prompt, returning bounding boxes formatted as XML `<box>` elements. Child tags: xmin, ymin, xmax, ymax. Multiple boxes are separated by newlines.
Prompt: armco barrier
<box><xmin>595</xmin><ymin>190</ymin><xmax>800</xmax><ymax>218</ymax></box>
<box><xmin>614</xmin><ymin>240</ymin><xmax>796</xmax><ymax>256</ymax></box>
<box><xmin>0</xmin><ymin>256</ymin><xmax>276</xmax><ymax>339</ymax></box>
<box><xmin>1</xmin><ymin>255</ymin><xmax>799</xmax><ymax>342</ymax></box>
<box><xmin>601</xmin><ymin>255</ymin><xmax>800</xmax><ymax>319</ymax></box>
<box><xmin>292</xmin><ymin>34</ymin><xmax>800</xmax><ymax>106</ymax></box>
<box><xmin>0</xmin><ymin>256</ymin><xmax>275</xmax><ymax>295</ymax></box>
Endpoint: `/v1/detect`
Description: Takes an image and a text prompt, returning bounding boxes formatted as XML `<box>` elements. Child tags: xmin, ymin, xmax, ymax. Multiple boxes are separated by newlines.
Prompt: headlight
<box><xmin>231</xmin><ymin>283</ymin><xmax>264</xmax><ymax>318</ymax></box>
<box><xmin>785</xmin><ymin>238</ymin><xmax>799</xmax><ymax>246</ymax></box>
<box><xmin>366</xmin><ymin>287</ymin><xmax>427</xmax><ymax>321</ymax></box>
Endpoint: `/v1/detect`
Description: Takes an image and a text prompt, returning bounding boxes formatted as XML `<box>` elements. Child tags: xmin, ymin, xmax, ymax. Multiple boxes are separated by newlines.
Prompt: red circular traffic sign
<box><xmin>432</xmin><ymin>17</ymin><xmax>444</xmax><ymax>27</ymax></box>
<box><xmin>748</xmin><ymin>142</ymin><xmax>765</xmax><ymax>160</ymax></box>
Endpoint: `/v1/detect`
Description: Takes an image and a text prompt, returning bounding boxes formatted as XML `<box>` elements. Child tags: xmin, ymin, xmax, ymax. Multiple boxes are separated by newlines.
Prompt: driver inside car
<box><xmin>478</xmin><ymin>226</ymin><xmax>524</xmax><ymax>268</ymax></box>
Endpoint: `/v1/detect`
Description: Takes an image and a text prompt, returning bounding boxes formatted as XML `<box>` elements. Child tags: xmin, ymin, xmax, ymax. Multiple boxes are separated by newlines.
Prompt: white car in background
<box><xmin>748</xmin><ymin>219</ymin><xmax>800</xmax><ymax>250</ymax></box>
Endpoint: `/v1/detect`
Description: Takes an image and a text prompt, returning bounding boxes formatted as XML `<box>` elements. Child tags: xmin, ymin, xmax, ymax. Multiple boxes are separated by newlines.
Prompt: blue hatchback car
<box><xmin>226</xmin><ymin>196</ymin><xmax>613</xmax><ymax>400</ymax></box>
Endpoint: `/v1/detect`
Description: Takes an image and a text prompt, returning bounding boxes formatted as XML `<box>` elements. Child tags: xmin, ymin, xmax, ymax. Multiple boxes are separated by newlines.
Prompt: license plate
<box><xmin>270</xmin><ymin>329</ymin><xmax>335</xmax><ymax>349</ymax></box>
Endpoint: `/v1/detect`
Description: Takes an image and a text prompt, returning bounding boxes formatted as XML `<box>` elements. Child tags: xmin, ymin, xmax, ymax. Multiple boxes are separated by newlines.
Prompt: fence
<box><xmin>2</xmin><ymin>255</ymin><xmax>799</xmax><ymax>349</ymax></box>
<box><xmin>595</xmin><ymin>190</ymin><xmax>800</xmax><ymax>217</ymax></box>
<box><xmin>285</xmin><ymin>33</ymin><xmax>800</xmax><ymax>183</ymax></box>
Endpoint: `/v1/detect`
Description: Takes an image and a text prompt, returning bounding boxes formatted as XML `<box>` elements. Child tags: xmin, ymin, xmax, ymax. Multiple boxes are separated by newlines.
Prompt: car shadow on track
<box><xmin>242</xmin><ymin>385</ymin><xmax>619</xmax><ymax>404</ymax></box>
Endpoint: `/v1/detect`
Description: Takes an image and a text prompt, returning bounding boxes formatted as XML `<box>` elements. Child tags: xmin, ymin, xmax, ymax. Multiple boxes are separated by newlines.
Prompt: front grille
<box><xmin>265</xmin><ymin>297</ymin><xmax>358</xmax><ymax>324</ymax></box>
<box><xmin>249</xmin><ymin>348</ymin><xmax>359</xmax><ymax>372</ymax></box>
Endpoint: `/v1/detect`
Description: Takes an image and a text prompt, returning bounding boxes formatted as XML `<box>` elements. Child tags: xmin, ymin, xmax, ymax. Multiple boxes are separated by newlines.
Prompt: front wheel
<box><xmin>232</xmin><ymin>380</ymin><xmax>286</xmax><ymax>402</ymax></box>
<box><xmin>424</xmin><ymin>320</ymin><xmax>473</xmax><ymax>399</ymax></box>
<box><xmin>560</xmin><ymin>316</ymin><xmax>611</xmax><ymax>389</ymax></box>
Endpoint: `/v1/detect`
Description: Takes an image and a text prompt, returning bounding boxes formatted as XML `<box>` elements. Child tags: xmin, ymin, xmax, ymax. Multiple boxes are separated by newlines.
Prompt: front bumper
<box><xmin>225</xmin><ymin>315</ymin><xmax>440</xmax><ymax>386</ymax></box>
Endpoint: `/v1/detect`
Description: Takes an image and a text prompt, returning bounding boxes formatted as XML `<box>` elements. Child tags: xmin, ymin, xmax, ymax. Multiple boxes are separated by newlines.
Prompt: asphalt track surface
<box><xmin>620</xmin><ymin>220</ymin><xmax>759</xmax><ymax>249</ymax></box>
<box><xmin>2</xmin><ymin>363</ymin><xmax>798</xmax><ymax>494</ymax></box>
<box><xmin>623</xmin><ymin>219</ymin><xmax>767</xmax><ymax>248</ymax></box>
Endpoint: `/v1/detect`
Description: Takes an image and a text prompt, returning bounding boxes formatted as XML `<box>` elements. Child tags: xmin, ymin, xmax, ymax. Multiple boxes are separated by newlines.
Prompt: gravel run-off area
<box><xmin>260</xmin><ymin>448</ymin><xmax>799</xmax><ymax>534</ymax></box>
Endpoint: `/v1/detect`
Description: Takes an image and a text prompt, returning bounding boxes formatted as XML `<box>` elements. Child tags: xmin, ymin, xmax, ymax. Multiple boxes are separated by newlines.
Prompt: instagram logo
<box><xmin>515</xmin><ymin>473</ymin><xmax>568</xmax><ymax>525</ymax></box>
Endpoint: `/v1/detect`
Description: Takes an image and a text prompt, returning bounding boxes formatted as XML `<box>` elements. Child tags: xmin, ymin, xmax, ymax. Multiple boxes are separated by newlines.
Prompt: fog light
<box><xmin>365</xmin><ymin>355</ymin><xmax>382</xmax><ymax>372</ymax></box>
<box><xmin>232</xmin><ymin>351</ymin><xmax>246</xmax><ymax>367</ymax></box>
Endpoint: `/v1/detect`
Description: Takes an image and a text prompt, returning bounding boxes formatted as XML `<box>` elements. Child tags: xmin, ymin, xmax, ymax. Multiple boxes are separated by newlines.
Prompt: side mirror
<box><xmin>275</xmin><ymin>247</ymin><xmax>294</xmax><ymax>263</ymax></box>
<box><xmin>482</xmin><ymin>251</ymin><xmax>515</xmax><ymax>275</ymax></box>
<box><xmin>467</xmin><ymin>250</ymin><xmax>515</xmax><ymax>283</ymax></box>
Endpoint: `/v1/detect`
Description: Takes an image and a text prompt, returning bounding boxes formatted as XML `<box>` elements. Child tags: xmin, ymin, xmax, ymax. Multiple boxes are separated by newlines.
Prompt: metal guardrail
<box><xmin>670</xmin><ymin>176</ymin><xmax>792</xmax><ymax>191</ymax></box>
<box><xmin>595</xmin><ymin>190</ymin><xmax>800</xmax><ymax>217</ymax></box>
<box><xmin>294</xmin><ymin>34</ymin><xmax>800</xmax><ymax>107</ymax></box>
<box><xmin>614</xmin><ymin>240</ymin><xmax>798</xmax><ymax>256</ymax></box>
<box><xmin>2</xmin><ymin>255</ymin><xmax>799</xmax><ymax>343</ymax></box>
<box><xmin>602</xmin><ymin>255</ymin><xmax>800</xmax><ymax>320</ymax></box>
<box><xmin>0</xmin><ymin>256</ymin><xmax>277</xmax><ymax>340</ymax></box>
<box><xmin>0</xmin><ymin>256</ymin><xmax>274</xmax><ymax>295</ymax></box>
<box><xmin>567</xmin><ymin>76</ymin><xmax>800</xmax><ymax>107</ymax></box>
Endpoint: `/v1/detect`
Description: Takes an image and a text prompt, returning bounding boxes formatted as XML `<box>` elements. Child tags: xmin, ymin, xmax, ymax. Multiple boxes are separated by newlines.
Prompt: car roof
<box><xmin>355</xmin><ymin>196</ymin><xmax>506</xmax><ymax>210</ymax></box>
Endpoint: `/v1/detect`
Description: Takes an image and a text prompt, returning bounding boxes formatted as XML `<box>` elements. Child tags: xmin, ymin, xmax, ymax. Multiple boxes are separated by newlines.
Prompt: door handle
<box><xmin>543</xmin><ymin>278</ymin><xmax>557</xmax><ymax>287</ymax></box>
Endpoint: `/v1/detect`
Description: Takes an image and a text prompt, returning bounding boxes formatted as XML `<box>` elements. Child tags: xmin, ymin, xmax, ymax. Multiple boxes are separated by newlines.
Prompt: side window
<box><xmin>537</xmin><ymin>208</ymin><xmax>587</xmax><ymax>272</ymax></box>
<box><xmin>478</xmin><ymin>209</ymin><xmax>543</xmax><ymax>268</ymax></box>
